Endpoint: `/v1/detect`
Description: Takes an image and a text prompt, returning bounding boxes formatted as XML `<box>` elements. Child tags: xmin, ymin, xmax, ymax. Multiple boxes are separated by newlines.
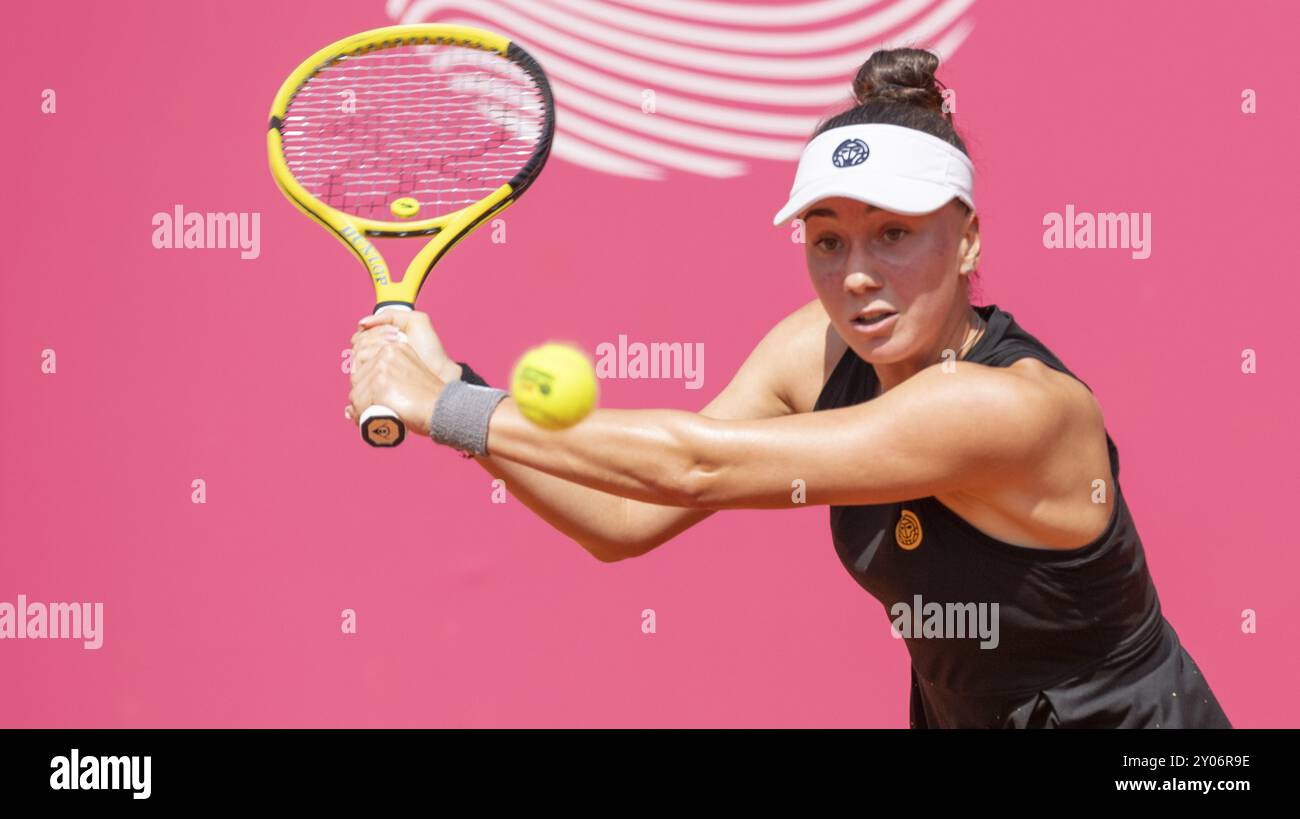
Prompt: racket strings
<box><xmin>280</xmin><ymin>44</ymin><xmax>546</xmax><ymax>222</ymax></box>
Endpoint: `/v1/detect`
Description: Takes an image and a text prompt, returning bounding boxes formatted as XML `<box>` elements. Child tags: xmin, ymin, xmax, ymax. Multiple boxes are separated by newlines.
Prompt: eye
<box><xmin>882</xmin><ymin>227</ymin><xmax>909</xmax><ymax>243</ymax></box>
<box><xmin>814</xmin><ymin>236</ymin><xmax>842</xmax><ymax>252</ymax></box>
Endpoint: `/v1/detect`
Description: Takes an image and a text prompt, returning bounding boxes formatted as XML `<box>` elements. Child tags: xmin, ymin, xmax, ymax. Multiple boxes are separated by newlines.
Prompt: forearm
<box><xmin>484</xmin><ymin>397</ymin><xmax>705</xmax><ymax>507</ymax></box>
<box><xmin>441</xmin><ymin>363</ymin><xmax>698</xmax><ymax>559</ymax></box>
<box><xmin>467</xmin><ymin>452</ymin><xmax>640</xmax><ymax>560</ymax></box>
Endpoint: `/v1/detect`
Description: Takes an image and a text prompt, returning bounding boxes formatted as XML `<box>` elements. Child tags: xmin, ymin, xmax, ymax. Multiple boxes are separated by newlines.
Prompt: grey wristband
<box><xmin>429</xmin><ymin>379</ymin><xmax>509</xmax><ymax>456</ymax></box>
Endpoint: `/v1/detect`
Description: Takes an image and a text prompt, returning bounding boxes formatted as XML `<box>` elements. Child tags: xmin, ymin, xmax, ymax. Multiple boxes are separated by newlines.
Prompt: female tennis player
<box><xmin>345</xmin><ymin>49</ymin><xmax>1231</xmax><ymax>729</ymax></box>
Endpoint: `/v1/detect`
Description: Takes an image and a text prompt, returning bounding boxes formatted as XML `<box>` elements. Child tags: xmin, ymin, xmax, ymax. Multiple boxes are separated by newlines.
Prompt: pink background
<box><xmin>3</xmin><ymin>0</ymin><xmax>1297</xmax><ymax>727</ymax></box>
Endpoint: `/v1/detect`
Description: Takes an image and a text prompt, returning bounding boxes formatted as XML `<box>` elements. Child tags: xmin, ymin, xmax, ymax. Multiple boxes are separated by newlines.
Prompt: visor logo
<box><xmin>832</xmin><ymin>138</ymin><xmax>870</xmax><ymax>168</ymax></box>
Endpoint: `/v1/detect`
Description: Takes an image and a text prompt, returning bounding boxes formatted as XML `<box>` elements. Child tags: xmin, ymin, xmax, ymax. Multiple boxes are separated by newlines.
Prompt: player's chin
<box><xmin>858</xmin><ymin>335</ymin><xmax>921</xmax><ymax>366</ymax></box>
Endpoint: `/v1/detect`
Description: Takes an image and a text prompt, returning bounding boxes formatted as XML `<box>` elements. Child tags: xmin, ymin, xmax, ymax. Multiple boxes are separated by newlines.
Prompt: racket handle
<box><xmin>359</xmin><ymin>303</ymin><xmax>413</xmax><ymax>448</ymax></box>
<box><xmin>360</xmin><ymin>404</ymin><xmax>406</xmax><ymax>447</ymax></box>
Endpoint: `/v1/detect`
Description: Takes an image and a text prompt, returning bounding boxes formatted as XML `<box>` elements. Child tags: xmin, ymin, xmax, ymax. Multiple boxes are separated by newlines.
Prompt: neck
<box><xmin>874</xmin><ymin>305</ymin><xmax>984</xmax><ymax>395</ymax></box>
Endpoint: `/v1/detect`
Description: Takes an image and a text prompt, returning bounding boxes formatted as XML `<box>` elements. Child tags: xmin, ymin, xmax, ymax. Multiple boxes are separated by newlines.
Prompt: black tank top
<box><xmin>813</xmin><ymin>304</ymin><xmax>1231</xmax><ymax>728</ymax></box>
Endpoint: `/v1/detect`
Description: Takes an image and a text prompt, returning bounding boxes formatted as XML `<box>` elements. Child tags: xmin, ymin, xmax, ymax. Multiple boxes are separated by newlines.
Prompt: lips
<box><xmin>852</xmin><ymin>309</ymin><xmax>897</xmax><ymax>326</ymax></box>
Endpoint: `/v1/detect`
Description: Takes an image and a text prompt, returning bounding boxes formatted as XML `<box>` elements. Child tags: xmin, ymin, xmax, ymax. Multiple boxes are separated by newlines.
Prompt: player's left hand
<box><xmin>351</xmin><ymin>310</ymin><xmax>459</xmax><ymax>382</ymax></box>
<box><xmin>346</xmin><ymin>338</ymin><xmax>445</xmax><ymax>438</ymax></box>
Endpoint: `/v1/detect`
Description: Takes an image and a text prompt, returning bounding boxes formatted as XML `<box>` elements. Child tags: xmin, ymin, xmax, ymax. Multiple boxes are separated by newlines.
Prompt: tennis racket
<box><xmin>267</xmin><ymin>24</ymin><xmax>554</xmax><ymax>447</ymax></box>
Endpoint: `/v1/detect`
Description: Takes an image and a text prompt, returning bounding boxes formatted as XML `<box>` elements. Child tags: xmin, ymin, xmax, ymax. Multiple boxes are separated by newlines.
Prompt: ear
<box><xmin>958</xmin><ymin>211</ymin><xmax>981</xmax><ymax>273</ymax></box>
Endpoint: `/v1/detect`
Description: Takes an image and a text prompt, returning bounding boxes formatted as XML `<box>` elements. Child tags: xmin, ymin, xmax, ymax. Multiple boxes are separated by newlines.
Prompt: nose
<box><xmin>843</xmin><ymin>269</ymin><xmax>880</xmax><ymax>296</ymax></box>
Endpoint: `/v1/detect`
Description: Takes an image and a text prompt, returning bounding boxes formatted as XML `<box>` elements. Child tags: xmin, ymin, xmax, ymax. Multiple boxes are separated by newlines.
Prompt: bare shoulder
<box><xmin>888</xmin><ymin>358</ymin><xmax>1103</xmax><ymax>469</ymax></box>
<box><xmin>1004</xmin><ymin>357</ymin><xmax>1104</xmax><ymax>427</ymax></box>
<box><xmin>699</xmin><ymin>298</ymin><xmax>838</xmax><ymax>421</ymax></box>
<box><xmin>707</xmin><ymin>297</ymin><xmax>842</xmax><ymax>418</ymax></box>
<box><xmin>920</xmin><ymin>358</ymin><xmax>1113</xmax><ymax>550</ymax></box>
<box><xmin>1002</xmin><ymin>357</ymin><xmax>1111</xmax><ymax>490</ymax></box>
<box><xmin>771</xmin><ymin>298</ymin><xmax>845</xmax><ymax>413</ymax></box>
<box><xmin>947</xmin><ymin>357</ymin><xmax>1105</xmax><ymax>450</ymax></box>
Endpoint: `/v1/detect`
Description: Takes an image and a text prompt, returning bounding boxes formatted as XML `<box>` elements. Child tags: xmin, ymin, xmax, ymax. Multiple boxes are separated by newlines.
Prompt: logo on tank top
<box><xmin>896</xmin><ymin>509</ymin><xmax>923</xmax><ymax>550</ymax></box>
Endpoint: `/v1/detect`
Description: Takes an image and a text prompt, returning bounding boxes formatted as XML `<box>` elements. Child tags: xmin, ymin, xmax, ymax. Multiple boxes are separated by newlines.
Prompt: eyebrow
<box><xmin>803</xmin><ymin>204</ymin><xmax>879</xmax><ymax>220</ymax></box>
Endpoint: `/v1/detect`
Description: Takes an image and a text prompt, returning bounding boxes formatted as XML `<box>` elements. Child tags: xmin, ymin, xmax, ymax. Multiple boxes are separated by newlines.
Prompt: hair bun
<box><xmin>851</xmin><ymin>48</ymin><xmax>946</xmax><ymax>114</ymax></box>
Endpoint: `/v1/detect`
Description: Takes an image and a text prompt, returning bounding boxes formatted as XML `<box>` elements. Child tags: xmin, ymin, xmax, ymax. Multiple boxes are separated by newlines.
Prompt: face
<box><xmin>802</xmin><ymin>197</ymin><xmax>979</xmax><ymax>364</ymax></box>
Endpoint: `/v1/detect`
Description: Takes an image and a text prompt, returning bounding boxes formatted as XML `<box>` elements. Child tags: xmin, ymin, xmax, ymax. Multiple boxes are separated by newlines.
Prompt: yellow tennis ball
<box><xmin>510</xmin><ymin>342</ymin><xmax>599</xmax><ymax>429</ymax></box>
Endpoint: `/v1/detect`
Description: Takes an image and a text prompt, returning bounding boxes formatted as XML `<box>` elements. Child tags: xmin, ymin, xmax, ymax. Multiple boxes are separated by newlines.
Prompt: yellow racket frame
<box><xmin>266</xmin><ymin>24</ymin><xmax>547</xmax><ymax>306</ymax></box>
<box><xmin>266</xmin><ymin>24</ymin><xmax>554</xmax><ymax>447</ymax></box>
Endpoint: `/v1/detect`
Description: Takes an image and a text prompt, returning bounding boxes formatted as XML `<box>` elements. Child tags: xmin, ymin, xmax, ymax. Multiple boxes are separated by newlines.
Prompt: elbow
<box><xmin>665</xmin><ymin>468</ymin><xmax>714</xmax><ymax>509</ymax></box>
<box><xmin>584</xmin><ymin>539</ymin><xmax>655</xmax><ymax>563</ymax></box>
<box><xmin>656</xmin><ymin>421</ymin><xmax>720</xmax><ymax>509</ymax></box>
<box><xmin>587</xmin><ymin>541</ymin><xmax>631</xmax><ymax>563</ymax></box>
<box><xmin>663</xmin><ymin>442</ymin><xmax>725</xmax><ymax>508</ymax></box>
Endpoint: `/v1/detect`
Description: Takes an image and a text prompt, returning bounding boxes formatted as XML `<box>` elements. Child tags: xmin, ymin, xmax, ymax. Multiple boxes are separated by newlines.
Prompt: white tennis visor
<box><xmin>772</xmin><ymin>123</ymin><xmax>976</xmax><ymax>226</ymax></box>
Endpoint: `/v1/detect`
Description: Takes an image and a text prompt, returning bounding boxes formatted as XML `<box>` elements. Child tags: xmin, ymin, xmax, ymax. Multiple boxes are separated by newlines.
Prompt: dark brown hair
<box><xmin>815</xmin><ymin>48</ymin><xmax>967</xmax><ymax>157</ymax></box>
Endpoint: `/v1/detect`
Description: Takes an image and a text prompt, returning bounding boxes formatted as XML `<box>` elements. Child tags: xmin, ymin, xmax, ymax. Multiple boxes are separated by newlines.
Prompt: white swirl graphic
<box><xmin>387</xmin><ymin>0</ymin><xmax>976</xmax><ymax>179</ymax></box>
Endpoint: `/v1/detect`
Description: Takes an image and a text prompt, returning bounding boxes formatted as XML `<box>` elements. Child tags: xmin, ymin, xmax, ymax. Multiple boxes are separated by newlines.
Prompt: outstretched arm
<box><xmin>483</xmin><ymin>361</ymin><xmax>1065</xmax><ymax>509</ymax></box>
<box><xmin>348</xmin><ymin>303</ymin><xmax>814</xmax><ymax>559</ymax></box>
